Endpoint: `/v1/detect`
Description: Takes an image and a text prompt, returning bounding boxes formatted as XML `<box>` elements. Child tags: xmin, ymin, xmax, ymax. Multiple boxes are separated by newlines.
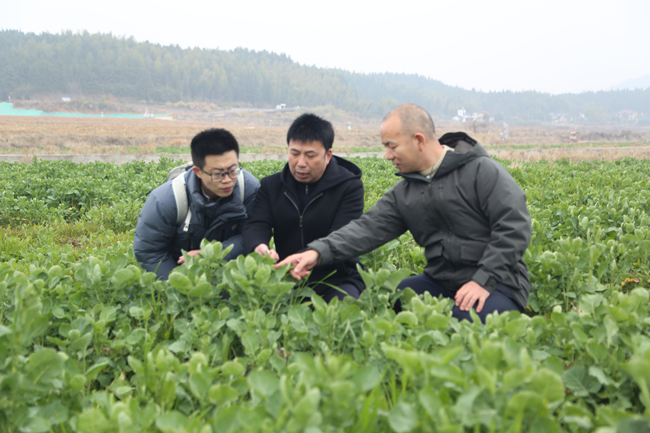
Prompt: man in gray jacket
<box><xmin>134</xmin><ymin>128</ymin><xmax>259</xmax><ymax>280</ymax></box>
<box><xmin>277</xmin><ymin>104</ymin><xmax>531</xmax><ymax>322</ymax></box>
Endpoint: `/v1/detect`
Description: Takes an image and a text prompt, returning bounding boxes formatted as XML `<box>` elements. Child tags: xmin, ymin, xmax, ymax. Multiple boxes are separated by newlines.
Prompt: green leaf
<box><xmin>86</xmin><ymin>359</ymin><xmax>111</xmax><ymax>380</ymax></box>
<box><xmin>156</xmin><ymin>411</ymin><xmax>188</xmax><ymax>433</ymax></box>
<box><xmin>564</xmin><ymin>365</ymin><xmax>601</xmax><ymax>396</ymax></box>
<box><xmin>530</xmin><ymin>368</ymin><xmax>565</xmax><ymax>402</ymax></box>
<box><xmin>242</xmin><ymin>331</ymin><xmax>261</xmax><ymax>356</ymax></box>
<box><xmin>168</xmin><ymin>273</ymin><xmax>193</xmax><ymax>293</ymax></box>
<box><xmin>418</xmin><ymin>389</ymin><xmax>441</xmax><ymax>419</ymax></box>
<box><xmin>189</xmin><ymin>371</ymin><xmax>211</xmax><ymax>399</ymax></box>
<box><xmin>388</xmin><ymin>401</ymin><xmax>417</xmax><ymax>432</ymax></box>
<box><xmin>129</xmin><ymin>307</ymin><xmax>145</xmax><ymax>320</ymax></box>
<box><xmin>222</xmin><ymin>361</ymin><xmax>246</xmax><ymax>377</ymax></box>
<box><xmin>27</xmin><ymin>349</ymin><xmax>64</xmax><ymax>385</ymax></box>
<box><xmin>99</xmin><ymin>306</ymin><xmax>117</xmax><ymax>323</ymax></box>
<box><xmin>245</xmin><ymin>255</ymin><xmax>258</xmax><ymax>275</ymax></box>
<box><xmin>214</xmin><ymin>406</ymin><xmax>241</xmax><ymax>433</ymax></box>
<box><xmin>589</xmin><ymin>366</ymin><xmax>614</xmax><ymax>386</ymax></box>
<box><xmin>209</xmin><ymin>384</ymin><xmax>239</xmax><ymax>405</ymax></box>
<box><xmin>396</xmin><ymin>312</ymin><xmax>419</xmax><ymax>327</ymax></box>
<box><xmin>288</xmin><ymin>305</ymin><xmax>312</xmax><ymax>333</ymax></box>
<box><xmin>352</xmin><ymin>366</ymin><xmax>381</xmax><ymax>392</ymax></box>
<box><xmin>69</xmin><ymin>332</ymin><xmax>93</xmax><ymax>351</ymax></box>
<box><xmin>616</xmin><ymin>418</ymin><xmax>650</xmax><ymax>433</ymax></box>
<box><xmin>110</xmin><ymin>268</ymin><xmax>134</xmax><ymax>288</ymax></box>
<box><xmin>291</xmin><ymin>388</ymin><xmax>321</xmax><ymax>427</ymax></box>
<box><xmin>21</xmin><ymin>416</ymin><xmax>50</xmax><ymax>433</ymax></box>
<box><xmin>0</xmin><ymin>325</ymin><xmax>12</xmax><ymax>338</ymax></box>
<box><xmin>126</xmin><ymin>328</ymin><xmax>147</xmax><ymax>345</ymax></box>
<box><xmin>247</xmin><ymin>370</ymin><xmax>279</xmax><ymax>399</ymax></box>
<box><xmin>76</xmin><ymin>408</ymin><xmax>111</xmax><ymax>433</ymax></box>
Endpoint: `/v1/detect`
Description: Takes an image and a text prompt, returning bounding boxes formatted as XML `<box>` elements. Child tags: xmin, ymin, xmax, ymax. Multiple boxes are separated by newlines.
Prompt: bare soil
<box><xmin>1</xmin><ymin>113</ymin><xmax>649</xmax><ymax>160</ymax></box>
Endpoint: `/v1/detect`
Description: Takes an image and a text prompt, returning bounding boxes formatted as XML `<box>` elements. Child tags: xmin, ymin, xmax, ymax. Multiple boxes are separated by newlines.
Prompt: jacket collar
<box><xmin>398</xmin><ymin>132</ymin><xmax>490</xmax><ymax>182</ymax></box>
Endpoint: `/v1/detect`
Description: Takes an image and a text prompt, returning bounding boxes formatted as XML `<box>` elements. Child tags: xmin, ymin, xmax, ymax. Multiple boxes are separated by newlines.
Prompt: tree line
<box><xmin>1</xmin><ymin>30</ymin><xmax>648</xmax><ymax>123</ymax></box>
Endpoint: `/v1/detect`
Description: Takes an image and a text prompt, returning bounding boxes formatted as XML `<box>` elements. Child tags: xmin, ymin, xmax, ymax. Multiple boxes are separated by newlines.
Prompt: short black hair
<box><xmin>286</xmin><ymin>113</ymin><xmax>334</xmax><ymax>151</ymax></box>
<box><xmin>191</xmin><ymin>128</ymin><xmax>239</xmax><ymax>168</ymax></box>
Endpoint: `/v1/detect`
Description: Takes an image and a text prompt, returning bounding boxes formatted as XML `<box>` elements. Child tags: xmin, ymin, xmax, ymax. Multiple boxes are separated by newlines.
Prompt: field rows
<box><xmin>1</xmin><ymin>157</ymin><xmax>650</xmax><ymax>432</ymax></box>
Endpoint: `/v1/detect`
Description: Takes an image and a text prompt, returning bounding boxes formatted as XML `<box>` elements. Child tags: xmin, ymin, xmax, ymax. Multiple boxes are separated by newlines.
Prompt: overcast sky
<box><xmin>2</xmin><ymin>0</ymin><xmax>649</xmax><ymax>94</ymax></box>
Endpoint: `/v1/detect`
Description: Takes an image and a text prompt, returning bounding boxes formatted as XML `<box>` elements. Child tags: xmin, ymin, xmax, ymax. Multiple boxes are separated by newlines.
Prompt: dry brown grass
<box><xmin>1</xmin><ymin>116</ymin><xmax>649</xmax><ymax>162</ymax></box>
<box><xmin>493</xmin><ymin>148</ymin><xmax>650</xmax><ymax>162</ymax></box>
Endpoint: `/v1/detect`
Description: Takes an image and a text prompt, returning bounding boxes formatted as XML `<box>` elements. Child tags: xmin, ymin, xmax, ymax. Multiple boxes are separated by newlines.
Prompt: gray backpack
<box><xmin>166</xmin><ymin>163</ymin><xmax>245</xmax><ymax>232</ymax></box>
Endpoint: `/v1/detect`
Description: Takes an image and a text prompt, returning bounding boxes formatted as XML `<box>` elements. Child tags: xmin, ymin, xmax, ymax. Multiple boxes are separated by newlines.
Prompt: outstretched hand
<box><xmin>275</xmin><ymin>249</ymin><xmax>320</xmax><ymax>280</ymax></box>
<box><xmin>455</xmin><ymin>281</ymin><xmax>490</xmax><ymax>313</ymax></box>
<box><xmin>254</xmin><ymin>244</ymin><xmax>279</xmax><ymax>262</ymax></box>
<box><xmin>178</xmin><ymin>249</ymin><xmax>201</xmax><ymax>265</ymax></box>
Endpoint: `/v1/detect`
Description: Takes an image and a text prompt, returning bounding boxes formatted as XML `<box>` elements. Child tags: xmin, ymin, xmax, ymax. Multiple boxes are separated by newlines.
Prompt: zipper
<box><xmin>284</xmin><ymin>191</ymin><xmax>324</xmax><ymax>248</ymax></box>
<box><xmin>436</xmin><ymin>184</ymin><xmax>459</xmax><ymax>266</ymax></box>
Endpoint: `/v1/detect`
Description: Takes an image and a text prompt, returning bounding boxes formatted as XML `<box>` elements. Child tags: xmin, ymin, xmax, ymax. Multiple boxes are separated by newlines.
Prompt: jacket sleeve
<box><xmin>309</xmin><ymin>184</ymin><xmax>408</xmax><ymax>266</ymax></box>
<box><xmin>133</xmin><ymin>184</ymin><xmax>179</xmax><ymax>281</ymax></box>
<box><xmin>242</xmin><ymin>178</ymin><xmax>273</xmax><ymax>254</ymax></box>
<box><xmin>471</xmin><ymin>160</ymin><xmax>532</xmax><ymax>292</ymax></box>
<box><xmin>328</xmin><ymin>178</ymin><xmax>364</xmax><ymax>233</ymax></box>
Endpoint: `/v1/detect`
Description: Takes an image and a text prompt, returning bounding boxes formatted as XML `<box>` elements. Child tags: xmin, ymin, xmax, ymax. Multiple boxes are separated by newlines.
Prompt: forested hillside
<box><xmin>1</xmin><ymin>30</ymin><xmax>648</xmax><ymax>123</ymax></box>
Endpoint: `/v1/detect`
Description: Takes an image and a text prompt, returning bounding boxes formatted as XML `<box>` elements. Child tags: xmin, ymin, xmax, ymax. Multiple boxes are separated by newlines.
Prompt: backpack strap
<box><xmin>173</xmin><ymin>169</ymin><xmax>244</xmax><ymax>232</ymax></box>
<box><xmin>172</xmin><ymin>174</ymin><xmax>191</xmax><ymax>231</ymax></box>
<box><xmin>238</xmin><ymin>169</ymin><xmax>245</xmax><ymax>202</ymax></box>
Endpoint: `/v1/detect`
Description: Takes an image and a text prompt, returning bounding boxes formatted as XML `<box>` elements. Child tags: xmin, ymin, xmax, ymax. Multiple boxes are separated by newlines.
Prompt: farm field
<box><xmin>1</xmin><ymin>116</ymin><xmax>649</xmax><ymax>159</ymax></box>
<box><xmin>2</xmin><ymin>156</ymin><xmax>650</xmax><ymax>432</ymax></box>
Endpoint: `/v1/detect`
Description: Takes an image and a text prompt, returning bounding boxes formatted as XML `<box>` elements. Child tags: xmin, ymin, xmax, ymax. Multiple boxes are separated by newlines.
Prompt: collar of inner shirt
<box><xmin>201</xmin><ymin>185</ymin><xmax>222</xmax><ymax>204</ymax></box>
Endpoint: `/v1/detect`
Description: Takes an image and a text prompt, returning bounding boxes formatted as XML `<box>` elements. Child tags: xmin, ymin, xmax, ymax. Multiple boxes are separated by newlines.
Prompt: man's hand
<box><xmin>275</xmin><ymin>250</ymin><xmax>320</xmax><ymax>280</ymax></box>
<box><xmin>254</xmin><ymin>244</ymin><xmax>279</xmax><ymax>262</ymax></box>
<box><xmin>455</xmin><ymin>281</ymin><xmax>490</xmax><ymax>313</ymax></box>
<box><xmin>177</xmin><ymin>249</ymin><xmax>201</xmax><ymax>265</ymax></box>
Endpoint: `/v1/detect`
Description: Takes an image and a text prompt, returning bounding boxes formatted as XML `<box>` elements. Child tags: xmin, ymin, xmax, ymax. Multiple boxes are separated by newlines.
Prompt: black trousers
<box><xmin>396</xmin><ymin>273</ymin><xmax>523</xmax><ymax>323</ymax></box>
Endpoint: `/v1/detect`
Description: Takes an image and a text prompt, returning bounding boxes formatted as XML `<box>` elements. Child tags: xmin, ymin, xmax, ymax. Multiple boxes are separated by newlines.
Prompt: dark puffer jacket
<box><xmin>134</xmin><ymin>168</ymin><xmax>259</xmax><ymax>280</ymax></box>
<box><xmin>243</xmin><ymin>156</ymin><xmax>365</xmax><ymax>292</ymax></box>
<box><xmin>309</xmin><ymin>133</ymin><xmax>532</xmax><ymax>308</ymax></box>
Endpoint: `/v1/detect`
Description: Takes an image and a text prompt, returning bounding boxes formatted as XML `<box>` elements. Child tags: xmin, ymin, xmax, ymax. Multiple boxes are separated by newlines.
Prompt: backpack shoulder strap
<box><xmin>172</xmin><ymin>174</ymin><xmax>189</xmax><ymax>226</ymax></box>
<box><xmin>238</xmin><ymin>169</ymin><xmax>245</xmax><ymax>202</ymax></box>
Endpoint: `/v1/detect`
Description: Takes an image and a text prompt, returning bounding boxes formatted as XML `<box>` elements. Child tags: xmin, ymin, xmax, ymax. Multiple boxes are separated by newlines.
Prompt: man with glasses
<box><xmin>134</xmin><ymin>128</ymin><xmax>260</xmax><ymax>280</ymax></box>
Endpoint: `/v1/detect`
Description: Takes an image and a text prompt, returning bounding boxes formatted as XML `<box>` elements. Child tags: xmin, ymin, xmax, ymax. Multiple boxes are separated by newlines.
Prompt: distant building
<box><xmin>616</xmin><ymin>110</ymin><xmax>638</xmax><ymax>121</ymax></box>
<box><xmin>61</xmin><ymin>96</ymin><xmax>72</xmax><ymax>102</ymax></box>
<box><xmin>275</xmin><ymin>103</ymin><xmax>286</xmax><ymax>110</ymax></box>
<box><xmin>550</xmin><ymin>112</ymin><xmax>567</xmax><ymax>123</ymax></box>
<box><xmin>455</xmin><ymin>108</ymin><xmax>490</xmax><ymax>123</ymax></box>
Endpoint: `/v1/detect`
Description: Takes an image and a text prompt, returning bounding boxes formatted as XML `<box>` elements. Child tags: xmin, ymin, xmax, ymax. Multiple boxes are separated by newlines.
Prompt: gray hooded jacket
<box><xmin>309</xmin><ymin>132</ymin><xmax>532</xmax><ymax>308</ymax></box>
<box><xmin>133</xmin><ymin>168</ymin><xmax>259</xmax><ymax>280</ymax></box>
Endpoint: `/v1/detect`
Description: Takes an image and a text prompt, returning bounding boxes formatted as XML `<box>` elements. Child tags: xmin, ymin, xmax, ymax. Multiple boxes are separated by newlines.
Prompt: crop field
<box><xmin>2</xmin><ymin>156</ymin><xmax>650</xmax><ymax>432</ymax></box>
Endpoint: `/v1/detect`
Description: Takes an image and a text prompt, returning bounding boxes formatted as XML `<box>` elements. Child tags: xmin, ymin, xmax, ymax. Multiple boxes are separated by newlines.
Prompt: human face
<box><xmin>288</xmin><ymin>140</ymin><xmax>332</xmax><ymax>183</ymax></box>
<box><xmin>192</xmin><ymin>150</ymin><xmax>239</xmax><ymax>198</ymax></box>
<box><xmin>380</xmin><ymin>115</ymin><xmax>421</xmax><ymax>173</ymax></box>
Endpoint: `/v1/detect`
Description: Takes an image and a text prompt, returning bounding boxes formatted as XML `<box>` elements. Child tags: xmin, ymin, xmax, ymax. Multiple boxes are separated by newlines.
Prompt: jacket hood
<box><xmin>400</xmin><ymin>132</ymin><xmax>490</xmax><ymax>182</ymax></box>
<box><xmin>280</xmin><ymin>155</ymin><xmax>362</xmax><ymax>196</ymax></box>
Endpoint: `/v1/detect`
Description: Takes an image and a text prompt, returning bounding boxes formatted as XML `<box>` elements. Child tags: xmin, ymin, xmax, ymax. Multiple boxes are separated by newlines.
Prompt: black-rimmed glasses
<box><xmin>200</xmin><ymin>166</ymin><xmax>241</xmax><ymax>182</ymax></box>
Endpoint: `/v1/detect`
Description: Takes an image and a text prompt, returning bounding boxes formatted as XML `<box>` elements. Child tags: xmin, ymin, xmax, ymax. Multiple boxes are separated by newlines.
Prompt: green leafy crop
<box><xmin>2</xmin><ymin>157</ymin><xmax>650</xmax><ymax>432</ymax></box>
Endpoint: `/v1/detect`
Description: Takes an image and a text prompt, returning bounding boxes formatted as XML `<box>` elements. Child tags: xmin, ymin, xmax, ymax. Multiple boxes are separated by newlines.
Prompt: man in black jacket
<box><xmin>243</xmin><ymin>113</ymin><xmax>365</xmax><ymax>302</ymax></box>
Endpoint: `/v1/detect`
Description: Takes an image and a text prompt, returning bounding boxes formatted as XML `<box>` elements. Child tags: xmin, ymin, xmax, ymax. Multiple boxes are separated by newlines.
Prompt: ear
<box><xmin>192</xmin><ymin>165</ymin><xmax>202</xmax><ymax>178</ymax></box>
<box><xmin>413</xmin><ymin>132</ymin><xmax>427</xmax><ymax>151</ymax></box>
<box><xmin>324</xmin><ymin>148</ymin><xmax>333</xmax><ymax>164</ymax></box>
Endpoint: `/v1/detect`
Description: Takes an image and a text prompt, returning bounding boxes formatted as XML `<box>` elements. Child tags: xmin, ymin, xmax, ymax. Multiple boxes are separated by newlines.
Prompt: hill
<box><xmin>1</xmin><ymin>30</ymin><xmax>648</xmax><ymax>124</ymax></box>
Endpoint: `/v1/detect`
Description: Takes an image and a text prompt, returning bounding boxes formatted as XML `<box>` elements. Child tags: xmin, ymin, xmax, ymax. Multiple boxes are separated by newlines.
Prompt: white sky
<box><xmin>2</xmin><ymin>0</ymin><xmax>649</xmax><ymax>94</ymax></box>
